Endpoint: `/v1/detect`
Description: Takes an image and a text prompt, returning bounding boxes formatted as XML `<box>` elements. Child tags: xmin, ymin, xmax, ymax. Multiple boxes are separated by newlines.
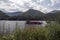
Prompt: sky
<box><xmin>0</xmin><ymin>0</ymin><xmax>60</xmax><ymax>13</ymax></box>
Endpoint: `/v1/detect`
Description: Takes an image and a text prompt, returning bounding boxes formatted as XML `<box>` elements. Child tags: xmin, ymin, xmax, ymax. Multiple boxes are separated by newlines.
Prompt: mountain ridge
<box><xmin>0</xmin><ymin>9</ymin><xmax>60</xmax><ymax>20</ymax></box>
<box><xmin>6</xmin><ymin>11</ymin><xmax>23</xmax><ymax>16</ymax></box>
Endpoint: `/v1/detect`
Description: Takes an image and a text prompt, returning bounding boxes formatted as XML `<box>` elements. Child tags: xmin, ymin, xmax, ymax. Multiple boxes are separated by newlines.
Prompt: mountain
<box><xmin>0</xmin><ymin>11</ymin><xmax>9</xmax><ymax>20</ymax></box>
<box><xmin>48</xmin><ymin>10</ymin><xmax>60</xmax><ymax>13</ymax></box>
<box><xmin>16</xmin><ymin>9</ymin><xmax>45</xmax><ymax>20</ymax></box>
<box><xmin>6</xmin><ymin>11</ymin><xmax>23</xmax><ymax>16</ymax></box>
<box><xmin>45</xmin><ymin>10</ymin><xmax>60</xmax><ymax>21</ymax></box>
<box><xmin>23</xmin><ymin>9</ymin><xmax>45</xmax><ymax>16</ymax></box>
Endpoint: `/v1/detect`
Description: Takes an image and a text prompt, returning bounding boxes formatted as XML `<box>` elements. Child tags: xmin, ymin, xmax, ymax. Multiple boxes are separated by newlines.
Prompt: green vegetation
<box><xmin>0</xmin><ymin>9</ymin><xmax>60</xmax><ymax>20</ymax></box>
<box><xmin>0</xmin><ymin>11</ymin><xmax>9</xmax><ymax>20</ymax></box>
<box><xmin>0</xmin><ymin>9</ymin><xmax>60</xmax><ymax>40</ymax></box>
<box><xmin>0</xmin><ymin>22</ymin><xmax>60</xmax><ymax>40</ymax></box>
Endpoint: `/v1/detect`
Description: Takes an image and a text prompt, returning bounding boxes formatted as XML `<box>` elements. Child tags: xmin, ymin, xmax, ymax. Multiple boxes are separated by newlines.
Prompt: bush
<box><xmin>0</xmin><ymin>23</ymin><xmax>60</xmax><ymax>40</ymax></box>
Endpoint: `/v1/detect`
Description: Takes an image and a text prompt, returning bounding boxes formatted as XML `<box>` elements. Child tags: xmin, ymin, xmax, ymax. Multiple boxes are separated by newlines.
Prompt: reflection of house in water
<box><xmin>25</xmin><ymin>20</ymin><xmax>47</xmax><ymax>28</ymax></box>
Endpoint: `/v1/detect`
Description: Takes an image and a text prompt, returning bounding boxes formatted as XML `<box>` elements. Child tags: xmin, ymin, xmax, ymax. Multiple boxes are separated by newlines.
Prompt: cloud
<box><xmin>0</xmin><ymin>0</ymin><xmax>60</xmax><ymax>13</ymax></box>
<box><xmin>0</xmin><ymin>1</ymin><xmax>18</xmax><ymax>12</ymax></box>
<box><xmin>0</xmin><ymin>0</ymin><xmax>28</xmax><ymax>12</ymax></box>
<box><xmin>50</xmin><ymin>0</ymin><xmax>60</xmax><ymax>6</ymax></box>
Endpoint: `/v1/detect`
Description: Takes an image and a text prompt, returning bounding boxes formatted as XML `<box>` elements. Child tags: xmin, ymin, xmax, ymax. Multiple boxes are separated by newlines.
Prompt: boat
<box><xmin>26</xmin><ymin>20</ymin><xmax>43</xmax><ymax>25</ymax></box>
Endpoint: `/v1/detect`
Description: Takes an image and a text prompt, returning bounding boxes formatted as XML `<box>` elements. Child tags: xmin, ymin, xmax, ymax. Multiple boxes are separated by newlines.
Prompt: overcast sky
<box><xmin>0</xmin><ymin>0</ymin><xmax>60</xmax><ymax>13</ymax></box>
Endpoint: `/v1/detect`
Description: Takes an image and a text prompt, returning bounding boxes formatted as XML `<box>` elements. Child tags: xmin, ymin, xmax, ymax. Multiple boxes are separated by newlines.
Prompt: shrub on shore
<box><xmin>0</xmin><ymin>23</ymin><xmax>60</xmax><ymax>40</ymax></box>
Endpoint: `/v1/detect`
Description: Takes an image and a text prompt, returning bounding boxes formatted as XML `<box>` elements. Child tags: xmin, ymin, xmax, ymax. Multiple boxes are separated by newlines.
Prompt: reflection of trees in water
<box><xmin>0</xmin><ymin>21</ymin><xmax>2</xmax><ymax>34</ymax></box>
<box><xmin>0</xmin><ymin>21</ymin><xmax>6</xmax><ymax>35</ymax></box>
<box><xmin>6</xmin><ymin>24</ymin><xmax>11</xmax><ymax>34</ymax></box>
<box><xmin>0</xmin><ymin>21</ymin><xmax>47</xmax><ymax>35</ymax></box>
<box><xmin>0</xmin><ymin>21</ymin><xmax>11</xmax><ymax>35</ymax></box>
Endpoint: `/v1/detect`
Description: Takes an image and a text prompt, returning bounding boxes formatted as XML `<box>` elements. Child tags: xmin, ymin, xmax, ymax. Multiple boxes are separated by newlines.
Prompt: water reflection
<box><xmin>0</xmin><ymin>21</ymin><xmax>47</xmax><ymax>33</ymax></box>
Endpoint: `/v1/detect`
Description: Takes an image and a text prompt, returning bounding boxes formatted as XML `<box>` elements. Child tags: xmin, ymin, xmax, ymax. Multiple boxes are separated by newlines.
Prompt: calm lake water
<box><xmin>0</xmin><ymin>20</ymin><xmax>47</xmax><ymax>33</ymax></box>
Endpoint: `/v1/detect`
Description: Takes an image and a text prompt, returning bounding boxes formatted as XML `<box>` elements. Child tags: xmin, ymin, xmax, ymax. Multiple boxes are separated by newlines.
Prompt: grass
<box><xmin>0</xmin><ymin>22</ymin><xmax>60</xmax><ymax>40</ymax></box>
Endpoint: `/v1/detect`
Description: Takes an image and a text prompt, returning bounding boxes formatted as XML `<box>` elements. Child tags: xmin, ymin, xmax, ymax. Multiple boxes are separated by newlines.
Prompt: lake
<box><xmin>0</xmin><ymin>20</ymin><xmax>47</xmax><ymax>33</ymax></box>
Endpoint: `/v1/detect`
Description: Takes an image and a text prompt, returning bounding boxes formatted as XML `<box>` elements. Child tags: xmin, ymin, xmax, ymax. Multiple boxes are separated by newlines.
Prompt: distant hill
<box><xmin>23</xmin><ymin>9</ymin><xmax>45</xmax><ymax>16</ymax></box>
<box><xmin>49</xmin><ymin>10</ymin><xmax>60</xmax><ymax>13</ymax></box>
<box><xmin>45</xmin><ymin>10</ymin><xmax>60</xmax><ymax>21</ymax></box>
<box><xmin>0</xmin><ymin>11</ymin><xmax>9</xmax><ymax>20</ymax></box>
<box><xmin>16</xmin><ymin>9</ymin><xmax>45</xmax><ymax>20</ymax></box>
<box><xmin>8</xmin><ymin>10</ymin><xmax>60</xmax><ymax>20</ymax></box>
<box><xmin>0</xmin><ymin>9</ymin><xmax>60</xmax><ymax>20</ymax></box>
<box><xmin>6</xmin><ymin>11</ymin><xmax>23</xmax><ymax>16</ymax></box>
